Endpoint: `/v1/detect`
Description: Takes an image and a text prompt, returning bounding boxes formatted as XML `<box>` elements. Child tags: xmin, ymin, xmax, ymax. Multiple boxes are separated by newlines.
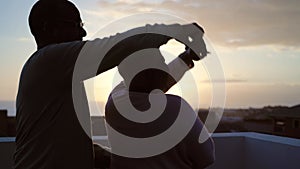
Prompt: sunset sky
<box><xmin>1</xmin><ymin>0</ymin><xmax>300</xmax><ymax>115</ymax></box>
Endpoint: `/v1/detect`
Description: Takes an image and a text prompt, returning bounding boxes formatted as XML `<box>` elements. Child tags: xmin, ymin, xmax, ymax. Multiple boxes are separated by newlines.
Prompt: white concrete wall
<box><xmin>244</xmin><ymin>133</ymin><xmax>300</xmax><ymax>169</ymax></box>
<box><xmin>207</xmin><ymin>133</ymin><xmax>245</xmax><ymax>169</ymax></box>
<box><xmin>1</xmin><ymin>133</ymin><xmax>300</xmax><ymax>169</ymax></box>
<box><xmin>207</xmin><ymin>133</ymin><xmax>300</xmax><ymax>169</ymax></box>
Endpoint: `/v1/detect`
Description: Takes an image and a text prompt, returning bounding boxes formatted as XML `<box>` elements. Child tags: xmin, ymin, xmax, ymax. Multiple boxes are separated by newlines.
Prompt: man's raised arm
<box><xmin>74</xmin><ymin>23</ymin><xmax>205</xmax><ymax>81</ymax></box>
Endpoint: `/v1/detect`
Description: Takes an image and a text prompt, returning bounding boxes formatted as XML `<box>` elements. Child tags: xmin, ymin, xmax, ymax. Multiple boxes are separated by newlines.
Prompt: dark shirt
<box><xmin>13</xmin><ymin>23</ymin><xmax>201</xmax><ymax>169</ymax></box>
<box><xmin>14</xmin><ymin>41</ymin><xmax>95</xmax><ymax>169</ymax></box>
<box><xmin>105</xmin><ymin>85</ymin><xmax>215</xmax><ymax>169</ymax></box>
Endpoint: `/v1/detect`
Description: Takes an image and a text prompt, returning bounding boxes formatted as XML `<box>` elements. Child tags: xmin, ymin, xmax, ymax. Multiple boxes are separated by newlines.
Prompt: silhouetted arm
<box><xmin>97</xmin><ymin>33</ymin><xmax>171</xmax><ymax>74</ymax></box>
<box><xmin>73</xmin><ymin>23</ymin><xmax>205</xmax><ymax>81</ymax></box>
<box><xmin>109</xmin><ymin>54</ymin><xmax>192</xmax><ymax>96</ymax></box>
<box><xmin>162</xmin><ymin>50</ymin><xmax>194</xmax><ymax>92</ymax></box>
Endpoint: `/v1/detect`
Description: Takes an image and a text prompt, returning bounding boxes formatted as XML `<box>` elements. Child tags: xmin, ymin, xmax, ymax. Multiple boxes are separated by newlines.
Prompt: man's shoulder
<box><xmin>165</xmin><ymin>94</ymin><xmax>194</xmax><ymax>111</ymax></box>
<box><xmin>165</xmin><ymin>94</ymin><xmax>186</xmax><ymax>102</ymax></box>
<box><xmin>22</xmin><ymin>41</ymin><xmax>87</xmax><ymax>77</ymax></box>
<box><xmin>28</xmin><ymin>41</ymin><xmax>86</xmax><ymax>63</ymax></box>
<box><xmin>41</xmin><ymin>41</ymin><xmax>86</xmax><ymax>53</ymax></box>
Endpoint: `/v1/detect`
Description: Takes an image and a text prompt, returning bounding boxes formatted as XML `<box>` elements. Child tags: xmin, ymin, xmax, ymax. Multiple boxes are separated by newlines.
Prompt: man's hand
<box><xmin>179</xmin><ymin>46</ymin><xmax>208</xmax><ymax>69</ymax></box>
<box><xmin>178</xmin><ymin>49</ymin><xmax>195</xmax><ymax>69</ymax></box>
<box><xmin>177</xmin><ymin>23</ymin><xmax>208</xmax><ymax>68</ymax></box>
<box><xmin>181</xmin><ymin>23</ymin><xmax>209</xmax><ymax>60</ymax></box>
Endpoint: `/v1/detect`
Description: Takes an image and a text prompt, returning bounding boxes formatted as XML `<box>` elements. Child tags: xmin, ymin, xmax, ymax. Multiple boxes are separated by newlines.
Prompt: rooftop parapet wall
<box><xmin>1</xmin><ymin>133</ymin><xmax>300</xmax><ymax>169</ymax></box>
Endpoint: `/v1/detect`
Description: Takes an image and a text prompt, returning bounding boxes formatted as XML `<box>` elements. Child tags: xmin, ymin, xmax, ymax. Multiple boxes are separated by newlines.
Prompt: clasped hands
<box><xmin>179</xmin><ymin>23</ymin><xmax>209</xmax><ymax>68</ymax></box>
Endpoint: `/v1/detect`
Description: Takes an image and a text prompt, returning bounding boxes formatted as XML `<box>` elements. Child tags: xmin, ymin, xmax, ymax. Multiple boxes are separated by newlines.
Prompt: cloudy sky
<box><xmin>0</xmin><ymin>0</ymin><xmax>300</xmax><ymax>114</ymax></box>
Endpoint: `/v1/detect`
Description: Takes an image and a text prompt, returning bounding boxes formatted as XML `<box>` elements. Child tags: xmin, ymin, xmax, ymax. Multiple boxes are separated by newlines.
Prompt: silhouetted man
<box><xmin>14</xmin><ymin>0</ymin><xmax>205</xmax><ymax>169</ymax></box>
<box><xmin>105</xmin><ymin>49</ymin><xmax>215</xmax><ymax>169</ymax></box>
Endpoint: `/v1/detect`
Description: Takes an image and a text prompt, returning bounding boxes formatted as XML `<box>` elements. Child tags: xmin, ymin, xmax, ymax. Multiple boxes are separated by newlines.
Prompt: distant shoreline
<box><xmin>1</xmin><ymin>100</ymin><xmax>298</xmax><ymax>117</ymax></box>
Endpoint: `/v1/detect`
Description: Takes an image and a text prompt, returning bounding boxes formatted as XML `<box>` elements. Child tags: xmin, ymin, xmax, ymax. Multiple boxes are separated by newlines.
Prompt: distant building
<box><xmin>268</xmin><ymin>105</ymin><xmax>300</xmax><ymax>139</ymax></box>
<box><xmin>198</xmin><ymin>109</ymin><xmax>247</xmax><ymax>133</ymax></box>
<box><xmin>243</xmin><ymin>119</ymin><xmax>273</xmax><ymax>135</ymax></box>
<box><xmin>243</xmin><ymin>108</ymin><xmax>274</xmax><ymax>135</ymax></box>
<box><xmin>199</xmin><ymin>105</ymin><xmax>300</xmax><ymax>139</ymax></box>
<box><xmin>0</xmin><ymin>110</ymin><xmax>16</xmax><ymax>137</ymax></box>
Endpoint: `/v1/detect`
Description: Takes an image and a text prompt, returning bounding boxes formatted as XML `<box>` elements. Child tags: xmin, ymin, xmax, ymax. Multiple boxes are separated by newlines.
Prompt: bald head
<box><xmin>29</xmin><ymin>0</ymin><xmax>86</xmax><ymax>49</ymax></box>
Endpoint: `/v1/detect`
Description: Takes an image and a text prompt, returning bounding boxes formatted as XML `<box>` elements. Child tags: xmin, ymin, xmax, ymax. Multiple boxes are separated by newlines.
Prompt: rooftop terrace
<box><xmin>1</xmin><ymin>132</ymin><xmax>300</xmax><ymax>169</ymax></box>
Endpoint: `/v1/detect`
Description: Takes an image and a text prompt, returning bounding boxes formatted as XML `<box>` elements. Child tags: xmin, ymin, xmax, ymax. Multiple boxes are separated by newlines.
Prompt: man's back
<box><xmin>14</xmin><ymin>41</ymin><xmax>94</xmax><ymax>169</ymax></box>
<box><xmin>105</xmin><ymin>85</ymin><xmax>215</xmax><ymax>169</ymax></box>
